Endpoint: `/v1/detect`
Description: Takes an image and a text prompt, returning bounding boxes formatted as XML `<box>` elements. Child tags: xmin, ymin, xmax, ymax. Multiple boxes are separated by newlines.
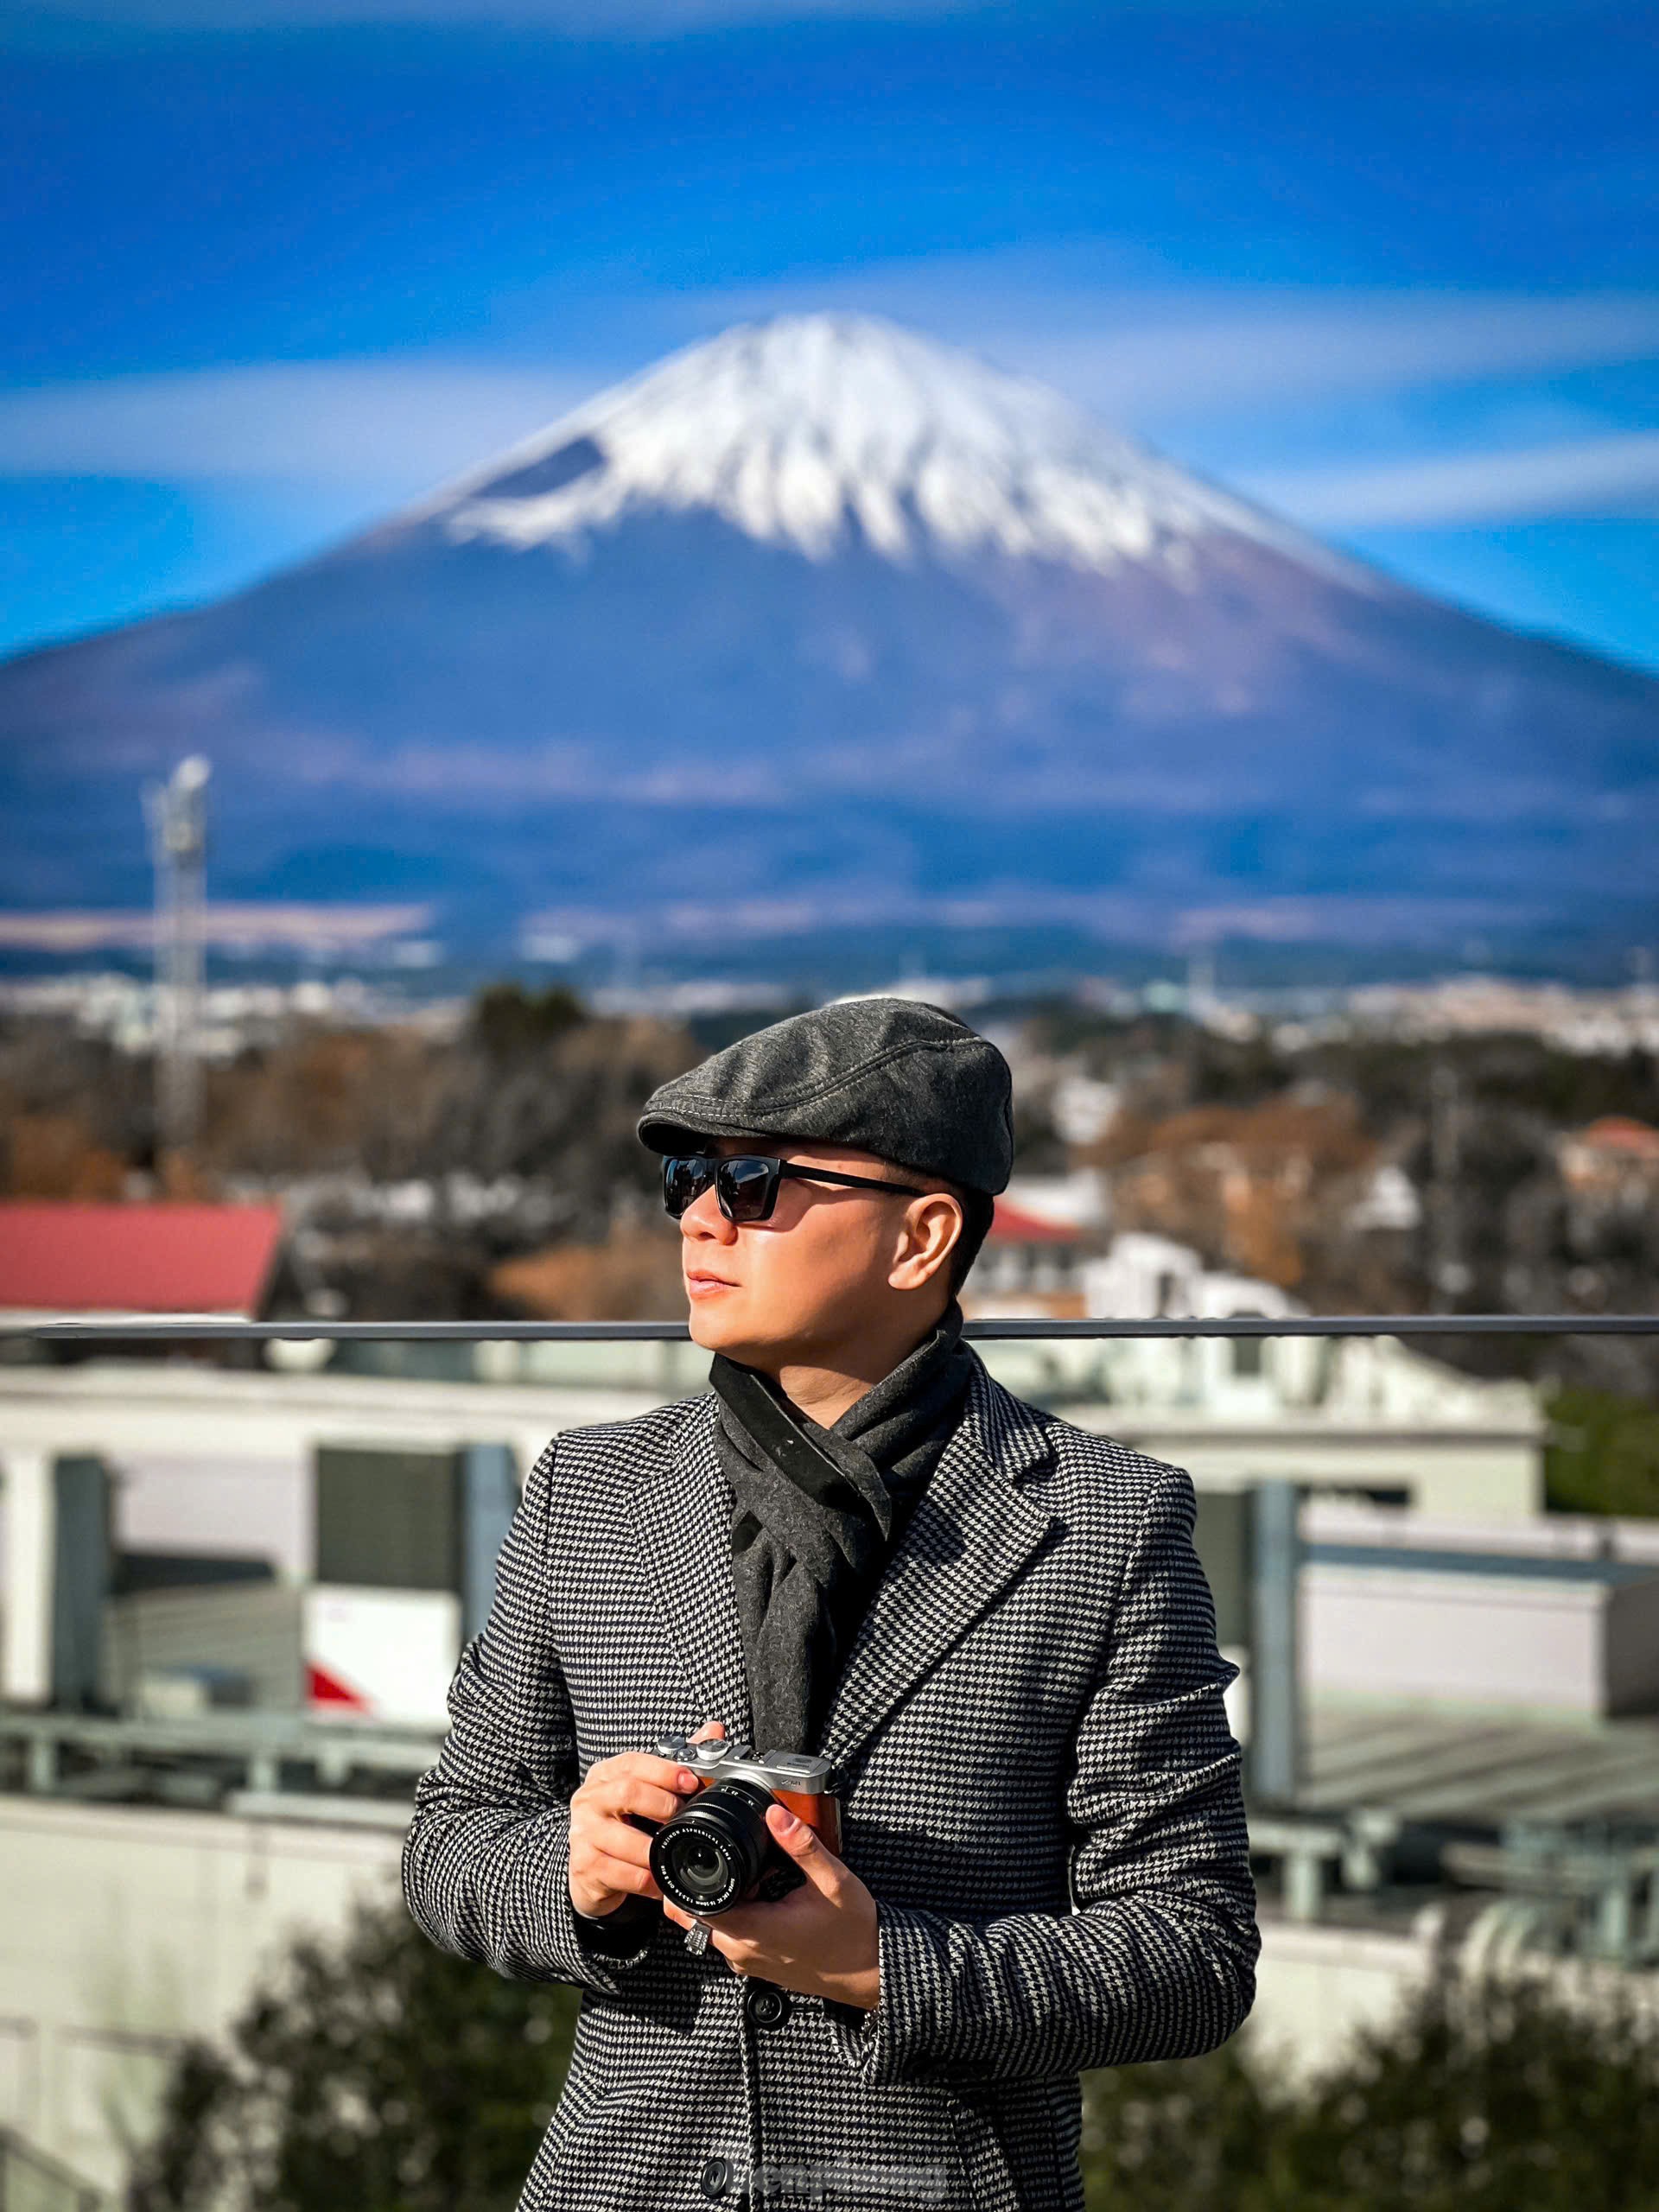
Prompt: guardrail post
<box><xmin>1</xmin><ymin>1450</ymin><xmax>54</xmax><ymax>1706</ymax></box>
<box><xmin>461</xmin><ymin>1443</ymin><xmax>519</xmax><ymax>1643</ymax></box>
<box><xmin>1593</xmin><ymin>1862</ymin><xmax>1635</xmax><ymax>1965</ymax></box>
<box><xmin>1283</xmin><ymin>1842</ymin><xmax>1324</xmax><ymax>1922</ymax></box>
<box><xmin>1248</xmin><ymin>1478</ymin><xmax>1302</xmax><ymax>1810</ymax></box>
<box><xmin>26</xmin><ymin>1728</ymin><xmax>56</xmax><ymax>1793</ymax></box>
<box><xmin>52</xmin><ymin>1456</ymin><xmax>111</xmax><ymax>1713</ymax></box>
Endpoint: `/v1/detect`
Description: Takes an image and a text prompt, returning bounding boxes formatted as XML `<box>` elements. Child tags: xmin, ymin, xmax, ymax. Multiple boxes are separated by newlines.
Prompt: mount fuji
<box><xmin>3</xmin><ymin>314</ymin><xmax>1656</xmax><ymax>973</ymax></box>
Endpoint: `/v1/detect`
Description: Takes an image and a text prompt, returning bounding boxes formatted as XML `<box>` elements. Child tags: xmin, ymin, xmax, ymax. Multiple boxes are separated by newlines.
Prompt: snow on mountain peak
<box><xmin>416</xmin><ymin>313</ymin><xmax>1346</xmax><ymax>581</ymax></box>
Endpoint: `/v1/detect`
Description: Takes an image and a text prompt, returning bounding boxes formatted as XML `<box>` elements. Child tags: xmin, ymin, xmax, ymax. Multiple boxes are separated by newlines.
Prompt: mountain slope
<box><xmin>2</xmin><ymin>314</ymin><xmax>1656</xmax><ymax>963</ymax></box>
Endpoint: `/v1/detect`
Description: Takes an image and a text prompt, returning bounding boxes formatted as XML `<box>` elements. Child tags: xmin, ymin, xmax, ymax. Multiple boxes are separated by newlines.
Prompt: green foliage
<box><xmin>1545</xmin><ymin>1383</ymin><xmax>1659</xmax><ymax>1517</ymax></box>
<box><xmin>124</xmin><ymin>1890</ymin><xmax>580</xmax><ymax>2212</ymax></box>
<box><xmin>1298</xmin><ymin>1035</ymin><xmax>1659</xmax><ymax>1135</ymax></box>
<box><xmin>129</xmin><ymin>1891</ymin><xmax>1659</xmax><ymax>2212</ymax></box>
<box><xmin>1282</xmin><ymin>1961</ymin><xmax>1659</xmax><ymax>2211</ymax></box>
<box><xmin>1082</xmin><ymin>1961</ymin><xmax>1659</xmax><ymax>2212</ymax></box>
<box><xmin>1082</xmin><ymin>2029</ymin><xmax>1289</xmax><ymax>2209</ymax></box>
<box><xmin>468</xmin><ymin>982</ymin><xmax>588</xmax><ymax>1060</ymax></box>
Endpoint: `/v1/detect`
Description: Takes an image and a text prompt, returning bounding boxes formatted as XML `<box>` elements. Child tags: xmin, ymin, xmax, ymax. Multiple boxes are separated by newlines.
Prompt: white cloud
<box><xmin>702</xmin><ymin>257</ymin><xmax>1659</xmax><ymax>418</ymax></box>
<box><xmin>1025</xmin><ymin>296</ymin><xmax>1659</xmax><ymax>424</ymax></box>
<box><xmin>1244</xmin><ymin>432</ymin><xmax>1659</xmax><ymax>529</ymax></box>
<box><xmin>0</xmin><ymin>902</ymin><xmax>433</xmax><ymax>950</ymax></box>
<box><xmin>4</xmin><ymin>307</ymin><xmax>1657</xmax><ymax>537</ymax></box>
<box><xmin>0</xmin><ymin>359</ymin><xmax>597</xmax><ymax>488</ymax></box>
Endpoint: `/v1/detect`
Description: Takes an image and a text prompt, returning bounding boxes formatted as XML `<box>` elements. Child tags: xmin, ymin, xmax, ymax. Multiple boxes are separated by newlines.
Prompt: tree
<box><xmin>467</xmin><ymin>982</ymin><xmax>587</xmax><ymax>1062</ymax></box>
<box><xmin>132</xmin><ymin>1884</ymin><xmax>1659</xmax><ymax>2212</ymax></box>
<box><xmin>125</xmin><ymin>1889</ymin><xmax>580</xmax><ymax>2212</ymax></box>
<box><xmin>1081</xmin><ymin>1956</ymin><xmax>1659</xmax><ymax>2212</ymax></box>
<box><xmin>1281</xmin><ymin>1957</ymin><xmax>1659</xmax><ymax>2210</ymax></box>
<box><xmin>1081</xmin><ymin>2027</ymin><xmax>1287</xmax><ymax>2210</ymax></box>
<box><xmin>1545</xmin><ymin>1383</ymin><xmax>1659</xmax><ymax>1518</ymax></box>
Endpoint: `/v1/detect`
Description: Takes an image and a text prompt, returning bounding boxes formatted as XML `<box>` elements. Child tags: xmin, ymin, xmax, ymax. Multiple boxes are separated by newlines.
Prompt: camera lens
<box><xmin>669</xmin><ymin>1834</ymin><xmax>729</xmax><ymax>1900</ymax></box>
<box><xmin>650</xmin><ymin>1779</ymin><xmax>772</xmax><ymax>1916</ymax></box>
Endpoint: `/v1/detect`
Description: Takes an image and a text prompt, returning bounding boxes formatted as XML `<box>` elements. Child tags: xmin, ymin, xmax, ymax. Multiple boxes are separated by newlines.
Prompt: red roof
<box><xmin>988</xmin><ymin>1197</ymin><xmax>1081</xmax><ymax>1245</ymax></box>
<box><xmin>1576</xmin><ymin>1116</ymin><xmax>1659</xmax><ymax>1160</ymax></box>
<box><xmin>0</xmin><ymin>1202</ymin><xmax>286</xmax><ymax>1316</ymax></box>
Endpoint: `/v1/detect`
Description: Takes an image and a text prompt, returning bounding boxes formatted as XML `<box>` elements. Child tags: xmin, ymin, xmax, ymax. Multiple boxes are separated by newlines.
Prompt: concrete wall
<box><xmin>0</xmin><ymin>1796</ymin><xmax>402</xmax><ymax>2201</ymax></box>
<box><xmin>1065</xmin><ymin>1412</ymin><xmax>1541</xmax><ymax>1521</ymax></box>
<box><xmin>1247</xmin><ymin>1915</ymin><xmax>1443</xmax><ymax>2081</ymax></box>
<box><xmin>1303</xmin><ymin>1562</ymin><xmax>1659</xmax><ymax>1718</ymax></box>
<box><xmin>1249</xmin><ymin>1910</ymin><xmax>1659</xmax><ymax>2084</ymax></box>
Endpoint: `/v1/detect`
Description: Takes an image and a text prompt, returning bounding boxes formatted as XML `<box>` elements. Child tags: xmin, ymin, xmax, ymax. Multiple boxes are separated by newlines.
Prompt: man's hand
<box><xmin>660</xmin><ymin>1798</ymin><xmax>881</xmax><ymax>2012</ymax></box>
<box><xmin>569</xmin><ymin>1717</ymin><xmax>727</xmax><ymax>1920</ymax></box>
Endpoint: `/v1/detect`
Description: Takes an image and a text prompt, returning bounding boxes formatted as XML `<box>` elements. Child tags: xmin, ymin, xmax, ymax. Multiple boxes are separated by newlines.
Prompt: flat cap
<box><xmin>636</xmin><ymin>995</ymin><xmax>1014</xmax><ymax>1195</ymax></box>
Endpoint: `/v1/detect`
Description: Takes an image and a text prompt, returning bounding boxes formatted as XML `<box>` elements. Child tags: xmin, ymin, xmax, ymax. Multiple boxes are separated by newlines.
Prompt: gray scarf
<box><xmin>709</xmin><ymin>1297</ymin><xmax>979</xmax><ymax>1757</ymax></box>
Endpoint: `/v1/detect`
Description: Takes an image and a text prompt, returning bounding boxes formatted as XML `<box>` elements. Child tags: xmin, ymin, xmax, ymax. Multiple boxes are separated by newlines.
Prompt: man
<box><xmin>402</xmin><ymin>996</ymin><xmax>1259</xmax><ymax>2211</ymax></box>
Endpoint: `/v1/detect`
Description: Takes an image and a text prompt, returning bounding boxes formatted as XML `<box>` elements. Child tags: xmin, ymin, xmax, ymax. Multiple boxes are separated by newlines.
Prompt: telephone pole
<box><xmin>143</xmin><ymin>756</ymin><xmax>212</xmax><ymax>1161</ymax></box>
<box><xmin>1427</xmin><ymin>1058</ymin><xmax>1467</xmax><ymax>1310</ymax></box>
<box><xmin>1186</xmin><ymin>943</ymin><xmax>1217</xmax><ymax>1023</ymax></box>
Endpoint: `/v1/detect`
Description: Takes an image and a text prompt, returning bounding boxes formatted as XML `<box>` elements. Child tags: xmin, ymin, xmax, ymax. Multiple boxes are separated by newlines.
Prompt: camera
<box><xmin>636</xmin><ymin>1734</ymin><xmax>843</xmax><ymax>1916</ymax></box>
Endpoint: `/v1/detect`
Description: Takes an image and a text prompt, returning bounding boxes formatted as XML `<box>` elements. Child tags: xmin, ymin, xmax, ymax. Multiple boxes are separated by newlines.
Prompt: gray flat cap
<box><xmin>637</xmin><ymin>995</ymin><xmax>1014</xmax><ymax>1195</ymax></box>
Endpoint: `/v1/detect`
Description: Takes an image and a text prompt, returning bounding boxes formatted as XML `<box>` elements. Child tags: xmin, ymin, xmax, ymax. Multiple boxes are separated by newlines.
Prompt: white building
<box><xmin>975</xmin><ymin>1230</ymin><xmax>1548</xmax><ymax>1521</ymax></box>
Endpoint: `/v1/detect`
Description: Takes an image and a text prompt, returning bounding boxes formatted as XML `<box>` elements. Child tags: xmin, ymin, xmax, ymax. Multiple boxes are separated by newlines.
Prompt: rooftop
<box><xmin>0</xmin><ymin>1201</ymin><xmax>286</xmax><ymax>1319</ymax></box>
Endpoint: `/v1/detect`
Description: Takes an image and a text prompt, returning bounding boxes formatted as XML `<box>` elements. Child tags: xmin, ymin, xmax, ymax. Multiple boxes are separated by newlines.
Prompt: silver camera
<box><xmin>637</xmin><ymin>1734</ymin><xmax>844</xmax><ymax>1916</ymax></box>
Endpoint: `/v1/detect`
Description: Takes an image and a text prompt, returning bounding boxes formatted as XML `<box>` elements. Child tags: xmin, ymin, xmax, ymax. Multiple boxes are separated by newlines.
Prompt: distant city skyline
<box><xmin>3</xmin><ymin>0</ymin><xmax>1656</xmax><ymax>670</ymax></box>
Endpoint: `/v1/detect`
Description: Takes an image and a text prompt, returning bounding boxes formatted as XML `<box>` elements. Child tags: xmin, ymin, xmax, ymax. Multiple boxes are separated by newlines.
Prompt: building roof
<box><xmin>1573</xmin><ymin>1115</ymin><xmax>1659</xmax><ymax>1159</ymax></box>
<box><xmin>0</xmin><ymin>1202</ymin><xmax>286</xmax><ymax>1318</ymax></box>
<box><xmin>1300</xmin><ymin>1696</ymin><xmax>1659</xmax><ymax>1833</ymax></box>
<box><xmin>988</xmin><ymin>1197</ymin><xmax>1080</xmax><ymax>1245</ymax></box>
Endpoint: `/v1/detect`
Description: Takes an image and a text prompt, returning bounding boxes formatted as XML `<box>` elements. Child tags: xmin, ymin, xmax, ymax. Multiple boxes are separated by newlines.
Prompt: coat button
<box><xmin>699</xmin><ymin>2153</ymin><xmax>734</xmax><ymax>2197</ymax></box>
<box><xmin>745</xmin><ymin>1982</ymin><xmax>791</xmax><ymax>2031</ymax></box>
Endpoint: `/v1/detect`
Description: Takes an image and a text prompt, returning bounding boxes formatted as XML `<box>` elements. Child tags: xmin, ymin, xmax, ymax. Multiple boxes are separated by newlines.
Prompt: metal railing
<box><xmin>6</xmin><ymin>1313</ymin><xmax>1658</xmax><ymax>1343</ymax></box>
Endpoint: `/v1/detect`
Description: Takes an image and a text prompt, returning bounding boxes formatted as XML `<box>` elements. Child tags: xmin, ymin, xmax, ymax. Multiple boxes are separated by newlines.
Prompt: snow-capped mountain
<box><xmin>418</xmin><ymin>314</ymin><xmax>1363</xmax><ymax>587</ymax></box>
<box><xmin>2</xmin><ymin>313</ymin><xmax>1656</xmax><ymax>971</ymax></box>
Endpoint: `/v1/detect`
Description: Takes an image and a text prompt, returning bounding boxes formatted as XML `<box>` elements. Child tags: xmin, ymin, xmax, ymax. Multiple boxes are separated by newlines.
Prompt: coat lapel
<box><xmin>625</xmin><ymin>1361</ymin><xmax>1058</xmax><ymax>1777</ymax></box>
<box><xmin>626</xmin><ymin>1400</ymin><xmax>756</xmax><ymax>1745</ymax></box>
<box><xmin>815</xmin><ymin>1360</ymin><xmax>1058</xmax><ymax>1777</ymax></box>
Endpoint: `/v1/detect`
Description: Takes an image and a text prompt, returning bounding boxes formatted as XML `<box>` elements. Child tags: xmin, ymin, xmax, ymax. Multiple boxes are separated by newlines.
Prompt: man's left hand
<box><xmin>660</xmin><ymin>1801</ymin><xmax>880</xmax><ymax>2012</ymax></box>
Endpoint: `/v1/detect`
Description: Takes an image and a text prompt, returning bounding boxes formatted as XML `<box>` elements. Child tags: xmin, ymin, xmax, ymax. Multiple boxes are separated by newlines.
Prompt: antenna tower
<box><xmin>143</xmin><ymin>756</ymin><xmax>212</xmax><ymax>1160</ymax></box>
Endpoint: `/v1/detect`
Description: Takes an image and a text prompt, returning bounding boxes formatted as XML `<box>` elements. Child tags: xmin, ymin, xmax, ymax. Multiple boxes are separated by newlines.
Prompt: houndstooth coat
<box><xmin>401</xmin><ymin>1357</ymin><xmax>1259</xmax><ymax>2210</ymax></box>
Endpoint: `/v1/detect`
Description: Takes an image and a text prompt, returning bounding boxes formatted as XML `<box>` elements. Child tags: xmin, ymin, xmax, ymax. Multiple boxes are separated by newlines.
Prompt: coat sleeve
<box><xmin>400</xmin><ymin>1434</ymin><xmax>659</xmax><ymax>1994</ymax></box>
<box><xmin>823</xmin><ymin>1463</ymin><xmax>1259</xmax><ymax>2087</ymax></box>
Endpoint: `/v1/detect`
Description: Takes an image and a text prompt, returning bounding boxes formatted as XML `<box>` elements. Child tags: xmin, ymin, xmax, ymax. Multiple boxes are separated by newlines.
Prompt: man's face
<box><xmin>673</xmin><ymin>1131</ymin><xmax>957</xmax><ymax>1363</ymax></box>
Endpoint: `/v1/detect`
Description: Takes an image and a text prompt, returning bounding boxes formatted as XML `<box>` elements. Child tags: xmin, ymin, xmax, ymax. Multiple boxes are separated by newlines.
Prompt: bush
<box><xmin>1286</xmin><ymin>1958</ymin><xmax>1659</xmax><ymax>2210</ymax></box>
<box><xmin>1082</xmin><ymin>2030</ymin><xmax>1289</xmax><ymax>2210</ymax></box>
<box><xmin>1082</xmin><ymin>1956</ymin><xmax>1659</xmax><ymax>2212</ymax></box>
<box><xmin>125</xmin><ymin>1890</ymin><xmax>580</xmax><ymax>2212</ymax></box>
<box><xmin>130</xmin><ymin>1896</ymin><xmax>1659</xmax><ymax>2212</ymax></box>
<box><xmin>1545</xmin><ymin>1382</ymin><xmax>1659</xmax><ymax>1518</ymax></box>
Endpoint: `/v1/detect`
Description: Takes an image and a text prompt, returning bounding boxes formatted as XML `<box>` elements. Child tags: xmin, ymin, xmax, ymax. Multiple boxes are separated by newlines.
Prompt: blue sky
<box><xmin>3</xmin><ymin>0</ymin><xmax>1656</xmax><ymax>669</ymax></box>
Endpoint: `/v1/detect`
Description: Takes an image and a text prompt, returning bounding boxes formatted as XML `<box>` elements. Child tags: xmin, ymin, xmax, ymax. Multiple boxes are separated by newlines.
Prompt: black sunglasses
<box><xmin>662</xmin><ymin>1151</ymin><xmax>929</xmax><ymax>1224</ymax></box>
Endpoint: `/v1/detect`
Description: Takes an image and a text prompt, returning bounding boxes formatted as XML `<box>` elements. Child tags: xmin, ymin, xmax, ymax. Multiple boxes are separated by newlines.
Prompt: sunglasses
<box><xmin>661</xmin><ymin>1151</ymin><xmax>929</xmax><ymax>1225</ymax></box>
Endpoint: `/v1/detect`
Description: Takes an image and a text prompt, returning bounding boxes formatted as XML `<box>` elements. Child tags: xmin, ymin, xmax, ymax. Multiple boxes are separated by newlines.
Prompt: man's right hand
<box><xmin>568</xmin><ymin>1717</ymin><xmax>727</xmax><ymax>1920</ymax></box>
